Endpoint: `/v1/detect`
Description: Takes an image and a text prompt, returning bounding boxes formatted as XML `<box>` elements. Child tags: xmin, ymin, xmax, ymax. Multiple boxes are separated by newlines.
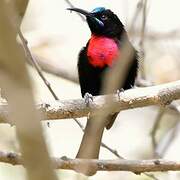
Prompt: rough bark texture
<box><xmin>1</xmin><ymin>151</ymin><xmax>180</xmax><ymax>174</ymax></box>
<box><xmin>0</xmin><ymin>80</ymin><xmax>179</xmax><ymax>123</ymax></box>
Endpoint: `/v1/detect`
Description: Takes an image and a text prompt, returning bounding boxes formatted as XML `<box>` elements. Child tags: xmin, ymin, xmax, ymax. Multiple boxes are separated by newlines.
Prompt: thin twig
<box><xmin>64</xmin><ymin>0</ymin><xmax>85</xmax><ymax>21</ymax></box>
<box><xmin>151</xmin><ymin>107</ymin><xmax>166</xmax><ymax>156</ymax></box>
<box><xmin>139</xmin><ymin>0</ymin><xmax>148</xmax><ymax>79</ymax></box>
<box><xmin>32</xmin><ymin>54</ymin><xmax>78</xmax><ymax>83</ymax></box>
<box><xmin>144</xmin><ymin>173</ymin><xmax>159</xmax><ymax>180</ymax></box>
<box><xmin>18</xmin><ymin>30</ymin><xmax>59</xmax><ymax>100</ymax></box>
<box><xmin>157</xmin><ymin>121</ymin><xmax>180</xmax><ymax>157</ymax></box>
<box><xmin>100</xmin><ymin>143</ymin><xmax>123</xmax><ymax>159</ymax></box>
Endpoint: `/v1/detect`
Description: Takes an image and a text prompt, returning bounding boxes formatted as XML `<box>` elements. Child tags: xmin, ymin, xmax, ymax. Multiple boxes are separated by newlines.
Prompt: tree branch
<box><xmin>27</xmin><ymin>80</ymin><xmax>180</xmax><ymax>119</ymax></box>
<box><xmin>1</xmin><ymin>151</ymin><xmax>180</xmax><ymax>173</ymax></box>
<box><xmin>0</xmin><ymin>1</ymin><xmax>57</xmax><ymax>180</ymax></box>
<box><xmin>18</xmin><ymin>30</ymin><xmax>59</xmax><ymax>100</ymax></box>
<box><xmin>151</xmin><ymin>107</ymin><xmax>166</xmax><ymax>154</ymax></box>
<box><xmin>0</xmin><ymin>80</ymin><xmax>179</xmax><ymax>123</ymax></box>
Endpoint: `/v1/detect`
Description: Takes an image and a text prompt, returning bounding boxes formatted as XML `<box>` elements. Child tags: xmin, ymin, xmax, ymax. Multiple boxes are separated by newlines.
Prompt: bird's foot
<box><xmin>84</xmin><ymin>92</ymin><xmax>93</xmax><ymax>106</ymax></box>
<box><xmin>130</xmin><ymin>85</ymin><xmax>136</xmax><ymax>89</ymax></box>
<box><xmin>116</xmin><ymin>88</ymin><xmax>124</xmax><ymax>101</ymax></box>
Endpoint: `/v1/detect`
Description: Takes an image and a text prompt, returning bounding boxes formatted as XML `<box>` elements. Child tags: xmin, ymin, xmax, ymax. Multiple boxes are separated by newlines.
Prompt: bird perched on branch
<box><xmin>68</xmin><ymin>7</ymin><xmax>138</xmax><ymax>175</ymax></box>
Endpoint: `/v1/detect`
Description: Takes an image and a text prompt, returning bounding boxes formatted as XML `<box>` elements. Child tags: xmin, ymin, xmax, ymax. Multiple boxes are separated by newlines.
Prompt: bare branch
<box><xmin>0</xmin><ymin>2</ymin><xmax>57</xmax><ymax>180</ymax></box>
<box><xmin>151</xmin><ymin>107</ymin><xmax>166</xmax><ymax>156</ymax></box>
<box><xmin>40</xmin><ymin>80</ymin><xmax>180</xmax><ymax>120</ymax></box>
<box><xmin>73</xmin><ymin>119</ymin><xmax>123</xmax><ymax>158</ymax></box>
<box><xmin>1</xmin><ymin>151</ymin><xmax>180</xmax><ymax>173</ymax></box>
<box><xmin>18</xmin><ymin>30</ymin><xmax>59</xmax><ymax>100</ymax></box>
<box><xmin>0</xmin><ymin>80</ymin><xmax>179</xmax><ymax>123</ymax></box>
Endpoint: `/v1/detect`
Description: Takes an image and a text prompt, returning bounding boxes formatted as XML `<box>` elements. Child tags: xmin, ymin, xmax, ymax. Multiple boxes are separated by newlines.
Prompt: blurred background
<box><xmin>0</xmin><ymin>0</ymin><xmax>180</xmax><ymax>179</ymax></box>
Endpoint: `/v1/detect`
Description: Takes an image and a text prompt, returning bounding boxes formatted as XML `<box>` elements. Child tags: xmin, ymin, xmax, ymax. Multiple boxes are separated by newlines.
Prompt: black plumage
<box><xmin>77</xmin><ymin>8</ymin><xmax>138</xmax><ymax>129</ymax></box>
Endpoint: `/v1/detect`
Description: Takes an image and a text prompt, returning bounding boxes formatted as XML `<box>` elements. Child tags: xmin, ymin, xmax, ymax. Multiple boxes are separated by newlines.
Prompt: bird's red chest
<box><xmin>87</xmin><ymin>35</ymin><xmax>119</xmax><ymax>68</ymax></box>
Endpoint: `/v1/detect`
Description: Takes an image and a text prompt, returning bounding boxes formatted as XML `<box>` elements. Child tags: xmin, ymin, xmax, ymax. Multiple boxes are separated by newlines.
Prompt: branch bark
<box><xmin>26</xmin><ymin>79</ymin><xmax>180</xmax><ymax>119</ymax></box>
<box><xmin>0</xmin><ymin>1</ymin><xmax>57</xmax><ymax>180</ymax></box>
<box><xmin>0</xmin><ymin>80</ymin><xmax>179</xmax><ymax>123</ymax></box>
<box><xmin>1</xmin><ymin>151</ymin><xmax>180</xmax><ymax>174</ymax></box>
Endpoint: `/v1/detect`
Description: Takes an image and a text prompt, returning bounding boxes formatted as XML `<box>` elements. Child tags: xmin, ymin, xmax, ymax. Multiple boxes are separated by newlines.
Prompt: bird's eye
<box><xmin>101</xmin><ymin>14</ymin><xmax>108</xmax><ymax>20</ymax></box>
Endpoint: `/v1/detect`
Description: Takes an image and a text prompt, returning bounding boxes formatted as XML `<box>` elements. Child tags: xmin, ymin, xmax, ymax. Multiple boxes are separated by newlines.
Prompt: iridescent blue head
<box><xmin>91</xmin><ymin>7</ymin><xmax>106</xmax><ymax>13</ymax></box>
<box><xmin>67</xmin><ymin>7</ymin><xmax>124</xmax><ymax>37</ymax></box>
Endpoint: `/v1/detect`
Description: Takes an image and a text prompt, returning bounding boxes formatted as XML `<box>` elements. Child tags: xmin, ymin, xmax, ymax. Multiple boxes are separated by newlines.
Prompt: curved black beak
<box><xmin>67</xmin><ymin>8</ymin><xmax>91</xmax><ymax>17</ymax></box>
<box><xmin>67</xmin><ymin>7</ymin><xmax>104</xmax><ymax>28</ymax></box>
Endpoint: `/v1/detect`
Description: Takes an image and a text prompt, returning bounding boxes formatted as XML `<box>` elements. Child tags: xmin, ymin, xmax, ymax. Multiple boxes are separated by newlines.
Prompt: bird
<box><xmin>67</xmin><ymin>7</ymin><xmax>138</xmax><ymax>175</ymax></box>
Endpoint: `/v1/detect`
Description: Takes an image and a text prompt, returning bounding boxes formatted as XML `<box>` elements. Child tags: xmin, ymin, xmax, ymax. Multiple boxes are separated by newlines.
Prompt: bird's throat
<box><xmin>87</xmin><ymin>35</ymin><xmax>119</xmax><ymax>68</ymax></box>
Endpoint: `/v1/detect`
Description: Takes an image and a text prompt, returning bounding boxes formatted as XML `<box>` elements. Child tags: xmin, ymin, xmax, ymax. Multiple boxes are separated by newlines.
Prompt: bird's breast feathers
<box><xmin>87</xmin><ymin>35</ymin><xmax>119</xmax><ymax>68</ymax></box>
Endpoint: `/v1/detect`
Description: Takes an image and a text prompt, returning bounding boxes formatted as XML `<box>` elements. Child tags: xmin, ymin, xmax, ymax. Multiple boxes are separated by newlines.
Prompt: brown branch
<box><xmin>0</xmin><ymin>2</ymin><xmax>57</xmax><ymax>180</ymax></box>
<box><xmin>0</xmin><ymin>80</ymin><xmax>179</xmax><ymax>122</ymax></box>
<box><xmin>73</xmin><ymin>118</ymin><xmax>123</xmax><ymax>159</ymax></box>
<box><xmin>37</xmin><ymin>80</ymin><xmax>180</xmax><ymax>119</ymax></box>
<box><xmin>135</xmin><ymin>79</ymin><xmax>180</xmax><ymax>114</ymax></box>
<box><xmin>53</xmin><ymin>158</ymin><xmax>180</xmax><ymax>173</ymax></box>
<box><xmin>1</xmin><ymin>151</ymin><xmax>180</xmax><ymax>173</ymax></box>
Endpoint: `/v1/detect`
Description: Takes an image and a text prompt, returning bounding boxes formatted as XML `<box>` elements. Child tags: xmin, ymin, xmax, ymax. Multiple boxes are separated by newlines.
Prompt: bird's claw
<box><xmin>117</xmin><ymin>88</ymin><xmax>124</xmax><ymax>101</ymax></box>
<box><xmin>130</xmin><ymin>85</ymin><xmax>136</xmax><ymax>89</ymax></box>
<box><xmin>84</xmin><ymin>92</ymin><xmax>93</xmax><ymax>106</ymax></box>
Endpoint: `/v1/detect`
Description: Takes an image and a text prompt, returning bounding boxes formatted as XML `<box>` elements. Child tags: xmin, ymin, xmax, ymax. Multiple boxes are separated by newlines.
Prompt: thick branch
<box><xmin>37</xmin><ymin>80</ymin><xmax>180</xmax><ymax>119</ymax></box>
<box><xmin>0</xmin><ymin>80</ymin><xmax>179</xmax><ymax>122</ymax></box>
<box><xmin>1</xmin><ymin>151</ymin><xmax>180</xmax><ymax>173</ymax></box>
<box><xmin>0</xmin><ymin>2</ymin><xmax>57</xmax><ymax>180</ymax></box>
